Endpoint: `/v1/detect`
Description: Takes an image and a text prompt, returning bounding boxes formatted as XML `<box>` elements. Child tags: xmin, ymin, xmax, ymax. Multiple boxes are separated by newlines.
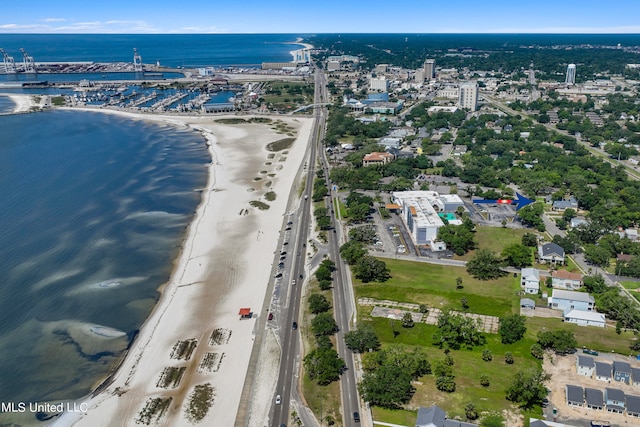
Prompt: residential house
<box><xmin>564</xmin><ymin>309</ymin><xmax>606</xmax><ymax>328</ymax></box>
<box><xmin>626</xmin><ymin>394</ymin><xmax>640</xmax><ymax>417</ymax></box>
<box><xmin>585</xmin><ymin>388</ymin><xmax>604</xmax><ymax>410</ymax></box>
<box><xmin>632</xmin><ymin>367</ymin><xmax>640</xmax><ymax>386</ymax></box>
<box><xmin>570</xmin><ymin>218</ymin><xmax>588</xmax><ymax>228</ymax></box>
<box><xmin>595</xmin><ymin>362</ymin><xmax>612</xmax><ymax>382</ymax></box>
<box><xmin>576</xmin><ymin>355</ymin><xmax>595</xmax><ymax>377</ymax></box>
<box><xmin>551</xmin><ymin>270</ymin><xmax>583</xmax><ymax>290</ymax></box>
<box><xmin>538</xmin><ymin>242</ymin><xmax>565</xmax><ymax>265</ymax></box>
<box><xmin>362</xmin><ymin>151</ymin><xmax>395</xmax><ymax>167</ymax></box>
<box><xmin>613</xmin><ymin>361</ymin><xmax>632</xmax><ymax>384</ymax></box>
<box><xmin>530</xmin><ymin>420</ymin><xmax>578</xmax><ymax>427</ymax></box>
<box><xmin>548</xmin><ymin>289</ymin><xmax>595</xmax><ymax>312</ymax></box>
<box><xmin>521</xmin><ymin>268</ymin><xmax>540</xmax><ymax>294</ymax></box>
<box><xmin>443</xmin><ymin>421</ymin><xmax>477</xmax><ymax>427</ymax></box>
<box><xmin>416</xmin><ymin>405</ymin><xmax>476</xmax><ymax>427</ymax></box>
<box><xmin>416</xmin><ymin>405</ymin><xmax>446</xmax><ymax>427</ymax></box>
<box><xmin>605</xmin><ymin>387</ymin><xmax>626</xmax><ymax>413</ymax></box>
<box><xmin>566</xmin><ymin>385</ymin><xmax>584</xmax><ymax>407</ymax></box>
<box><xmin>520</xmin><ymin>298</ymin><xmax>536</xmax><ymax>310</ymax></box>
<box><xmin>552</xmin><ymin>197</ymin><xmax>578</xmax><ymax>211</ymax></box>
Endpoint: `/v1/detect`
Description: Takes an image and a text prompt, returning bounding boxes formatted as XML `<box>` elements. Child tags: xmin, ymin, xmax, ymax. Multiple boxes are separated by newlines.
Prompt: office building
<box><xmin>458</xmin><ymin>82</ymin><xmax>478</xmax><ymax>111</ymax></box>
<box><xmin>566</xmin><ymin>64</ymin><xmax>576</xmax><ymax>85</ymax></box>
<box><xmin>424</xmin><ymin>59</ymin><xmax>436</xmax><ymax>80</ymax></box>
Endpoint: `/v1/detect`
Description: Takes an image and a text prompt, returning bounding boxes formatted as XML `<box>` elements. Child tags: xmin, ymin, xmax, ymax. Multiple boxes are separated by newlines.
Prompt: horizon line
<box><xmin>1</xmin><ymin>31</ymin><xmax>640</xmax><ymax>35</ymax></box>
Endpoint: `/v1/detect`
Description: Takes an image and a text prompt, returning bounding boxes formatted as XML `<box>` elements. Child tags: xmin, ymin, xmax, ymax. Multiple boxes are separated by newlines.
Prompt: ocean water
<box><xmin>0</xmin><ymin>34</ymin><xmax>304</xmax><ymax>68</ymax></box>
<box><xmin>0</xmin><ymin>95</ymin><xmax>14</xmax><ymax>113</ymax></box>
<box><xmin>0</xmin><ymin>110</ymin><xmax>209</xmax><ymax>408</ymax></box>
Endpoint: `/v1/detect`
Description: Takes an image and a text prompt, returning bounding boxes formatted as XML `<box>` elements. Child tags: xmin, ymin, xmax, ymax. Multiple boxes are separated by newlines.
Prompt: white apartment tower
<box><xmin>565</xmin><ymin>63</ymin><xmax>576</xmax><ymax>85</ymax></box>
<box><xmin>370</xmin><ymin>76</ymin><xmax>388</xmax><ymax>92</ymax></box>
<box><xmin>424</xmin><ymin>59</ymin><xmax>436</xmax><ymax>80</ymax></box>
<box><xmin>458</xmin><ymin>82</ymin><xmax>478</xmax><ymax>111</ymax></box>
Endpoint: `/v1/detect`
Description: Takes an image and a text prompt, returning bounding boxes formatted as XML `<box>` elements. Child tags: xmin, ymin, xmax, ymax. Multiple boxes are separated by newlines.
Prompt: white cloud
<box><xmin>40</xmin><ymin>18</ymin><xmax>67</xmax><ymax>23</ymax></box>
<box><xmin>0</xmin><ymin>19</ymin><xmax>160</xmax><ymax>33</ymax></box>
<box><xmin>172</xmin><ymin>26</ymin><xmax>228</xmax><ymax>34</ymax></box>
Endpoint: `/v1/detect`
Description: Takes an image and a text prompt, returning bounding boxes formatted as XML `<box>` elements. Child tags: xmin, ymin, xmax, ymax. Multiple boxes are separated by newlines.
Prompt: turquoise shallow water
<box><xmin>0</xmin><ymin>110</ymin><xmax>209</xmax><ymax>408</ymax></box>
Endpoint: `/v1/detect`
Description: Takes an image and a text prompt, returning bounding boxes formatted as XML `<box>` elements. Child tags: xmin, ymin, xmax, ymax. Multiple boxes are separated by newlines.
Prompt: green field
<box><xmin>456</xmin><ymin>226</ymin><xmax>533</xmax><ymax>261</ymax></box>
<box><xmin>355</xmin><ymin>259</ymin><xmax>520</xmax><ymax>317</ymax></box>
<box><xmin>354</xmin><ymin>257</ymin><xmax>633</xmax><ymax>426</ymax></box>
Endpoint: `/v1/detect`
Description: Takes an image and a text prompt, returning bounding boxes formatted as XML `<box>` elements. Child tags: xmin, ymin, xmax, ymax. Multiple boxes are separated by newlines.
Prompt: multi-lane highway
<box><xmin>271</xmin><ymin>65</ymin><xmax>329</xmax><ymax>427</ymax></box>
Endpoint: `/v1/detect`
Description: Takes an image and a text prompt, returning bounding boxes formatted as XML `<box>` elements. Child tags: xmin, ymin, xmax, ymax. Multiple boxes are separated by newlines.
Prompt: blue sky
<box><xmin>1</xmin><ymin>0</ymin><xmax>639</xmax><ymax>34</ymax></box>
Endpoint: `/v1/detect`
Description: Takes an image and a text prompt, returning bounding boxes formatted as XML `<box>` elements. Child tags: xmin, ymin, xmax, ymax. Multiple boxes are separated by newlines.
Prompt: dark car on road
<box><xmin>292</xmin><ymin>322</ymin><xmax>298</xmax><ymax>330</ymax></box>
<box><xmin>353</xmin><ymin>412</ymin><xmax>360</xmax><ymax>422</ymax></box>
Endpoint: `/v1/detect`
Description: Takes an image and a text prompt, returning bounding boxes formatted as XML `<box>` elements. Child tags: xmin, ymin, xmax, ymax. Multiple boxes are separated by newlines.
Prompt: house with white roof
<box><xmin>564</xmin><ymin>309</ymin><xmax>606</xmax><ymax>328</ymax></box>
<box><xmin>521</xmin><ymin>268</ymin><xmax>540</xmax><ymax>294</ymax></box>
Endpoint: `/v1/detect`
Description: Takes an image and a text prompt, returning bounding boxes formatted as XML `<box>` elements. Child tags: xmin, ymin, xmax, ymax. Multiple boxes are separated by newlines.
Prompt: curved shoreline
<box><xmin>46</xmin><ymin>108</ymin><xmax>312</xmax><ymax>426</ymax></box>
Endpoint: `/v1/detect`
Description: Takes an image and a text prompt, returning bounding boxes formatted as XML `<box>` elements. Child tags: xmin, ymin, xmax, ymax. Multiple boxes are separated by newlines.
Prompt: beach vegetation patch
<box><xmin>268</xmin><ymin>173</ymin><xmax>276</xmax><ymax>178</ymax></box>
<box><xmin>137</xmin><ymin>397</ymin><xmax>172</xmax><ymax>425</ymax></box>
<box><xmin>209</xmin><ymin>328</ymin><xmax>231</xmax><ymax>345</ymax></box>
<box><xmin>260</xmin><ymin>170</ymin><xmax>268</xmax><ymax>174</ymax></box>
<box><xmin>267</xmin><ymin>153</ymin><xmax>275</xmax><ymax>159</ymax></box>
<box><xmin>157</xmin><ymin>366</ymin><xmax>187</xmax><ymax>389</ymax></box>
<box><xmin>198</xmin><ymin>352</ymin><xmax>224</xmax><ymax>373</ymax></box>
<box><xmin>264</xmin><ymin>191</ymin><xmax>276</xmax><ymax>201</ymax></box>
<box><xmin>215</xmin><ymin>118</ymin><xmax>247</xmax><ymax>124</ymax></box>
<box><xmin>249</xmin><ymin>117</ymin><xmax>272</xmax><ymax>123</ymax></box>
<box><xmin>250</xmin><ymin>201</ymin><xmax>270</xmax><ymax>210</ymax></box>
<box><xmin>185</xmin><ymin>383</ymin><xmax>216</xmax><ymax>423</ymax></box>
<box><xmin>170</xmin><ymin>339</ymin><xmax>198</xmax><ymax>361</ymax></box>
<box><xmin>264</xmin><ymin>181</ymin><xmax>272</xmax><ymax>188</ymax></box>
<box><xmin>267</xmin><ymin>138</ymin><xmax>296</xmax><ymax>152</ymax></box>
<box><xmin>253</xmin><ymin>177</ymin><xmax>262</xmax><ymax>181</ymax></box>
<box><xmin>264</xmin><ymin>162</ymin><xmax>272</xmax><ymax>166</ymax></box>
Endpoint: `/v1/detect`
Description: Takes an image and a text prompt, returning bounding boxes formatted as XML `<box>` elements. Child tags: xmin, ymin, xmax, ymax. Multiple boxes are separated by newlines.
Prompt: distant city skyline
<box><xmin>1</xmin><ymin>0</ymin><xmax>640</xmax><ymax>34</ymax></box>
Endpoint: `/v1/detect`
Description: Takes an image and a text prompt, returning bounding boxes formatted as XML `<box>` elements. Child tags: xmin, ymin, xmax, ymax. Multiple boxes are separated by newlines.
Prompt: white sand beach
<box><xmin>2</xmin><ymin>93</ymin><xmax>38</xmax><ymax>113</ymax></box>
<box><xmin>51</xmin><ymin>108</ymin><xmax>313</xmax><ymax>426</ymax></box>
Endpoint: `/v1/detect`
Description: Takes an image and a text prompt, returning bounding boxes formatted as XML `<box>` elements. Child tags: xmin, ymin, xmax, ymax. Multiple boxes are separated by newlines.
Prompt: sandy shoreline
<box><xmin>1</xmin><ymin>93</ymin><xmax>39</xmax><ymax>113</ymax></box>
<box><xmin>37</xmin><ymin>107</ymin><xmax>313</xmax><ymax>426</ymax></box>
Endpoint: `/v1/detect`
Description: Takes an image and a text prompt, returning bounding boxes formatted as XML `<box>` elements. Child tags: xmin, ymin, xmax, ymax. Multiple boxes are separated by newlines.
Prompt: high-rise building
<box><xmin>424</xmin><ymin>59</ymin><xmax>436</xmax><ymax>80</ymax></box>
<box><xmin>565</xmin><ymin>63</ymin><xmax>576</xmax><ymax>85</ymax></box>
<box><xmin>370</xmin><ymin>76</ymin><xmax>388</xmax><ymax>92</ymax></box>
<box><xmin>458</xmin><ymin>82</ymin><xmax>478</xmax><ymax>111</ymax></box>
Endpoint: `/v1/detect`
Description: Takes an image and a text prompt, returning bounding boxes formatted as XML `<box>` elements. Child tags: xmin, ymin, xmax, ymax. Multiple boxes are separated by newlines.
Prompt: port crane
<box><xmin>20</xmin><ymin>48</ymin><xmax>35</xmax><ymax>73</ymax></box>
<box><xmin>133</xmin><ymin>48</ymin><xmax>143</xmax><ymax>72</ymax></box>
<box><xmin>0</xmin><ymin>48</ymin><xmax>16</xmax><ymax>73</ymax></box>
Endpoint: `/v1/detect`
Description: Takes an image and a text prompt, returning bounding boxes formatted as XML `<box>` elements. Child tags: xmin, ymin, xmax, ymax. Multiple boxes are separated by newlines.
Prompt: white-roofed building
<box><xmin>392</xmin><ymin>191</ymin><xmax>447</xmax><ymax>250</ymax></box>
<box><xmin>521</xmin><ymin>268</ymin><xmax>540</xmax><ymax>294</ymax></box>
<box><xmin>564</xmin><ymin>309</ymin><xmax>606</xmax><ymax>328</ymax></box>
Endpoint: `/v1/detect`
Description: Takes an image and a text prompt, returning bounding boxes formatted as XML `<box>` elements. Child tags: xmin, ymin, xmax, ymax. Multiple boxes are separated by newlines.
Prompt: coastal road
<box><xmin>315</xmin><ymin>77</ymin><xmax>362</xmax><ymax>425</ymax></box>
<box><xmin>271</xmin><ymin>65</ymin><xmax>326</xmax><ymax>427</ymax></box>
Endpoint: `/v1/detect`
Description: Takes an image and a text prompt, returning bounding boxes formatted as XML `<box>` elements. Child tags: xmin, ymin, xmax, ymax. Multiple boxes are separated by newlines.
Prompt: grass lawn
<box><xmin>355</xmin><ymin>259</ymin><xmax>521</xmax><ymax>317</ymax></box>
<box><xmin>524</xmin><ymin>317</ymin><xmax>636</xmax><ymax>355</ymax></box>
<box><xmin>352</xmin><ymin>257</ymin><xmax>636</xmax><ymax>426</ymax></box>
<box><xmin>360</xmin><ymin>317</ymin><xmax>541</xmax><ymax>423</ymax></box>
<box><xmin>300</xmin><ymin>279</ymin><xmax>342</xmax><ymax>425</ymax></box>
<box><xmin>334</xmin><ymin>197</ymin><xmax>348</xmax><ymax>219</ymax></box>
<box><xmin>455</xmin><ymin>227</ymin><xmax>534</xmax><ymax>261</ymax></box>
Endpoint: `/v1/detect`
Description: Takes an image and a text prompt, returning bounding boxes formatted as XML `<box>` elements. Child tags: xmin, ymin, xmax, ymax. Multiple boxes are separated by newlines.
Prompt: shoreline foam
<box><xmin>48</xmin><ymin>108</ymin><xmax>312</xmax><ymax>426</ymax></box>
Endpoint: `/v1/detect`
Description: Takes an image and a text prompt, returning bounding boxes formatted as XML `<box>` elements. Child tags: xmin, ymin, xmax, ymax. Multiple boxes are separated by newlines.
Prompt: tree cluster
<box><xmin>505</xmin><ymin>369</ymin><xmax>550</xmax><ymax>408</ymax></box>
<box><xmin>432</xmin><ymin>311</ymin><xmax>486</xmax><ymax>350</ymax></box>
<box><xmin>537</xmin><ymin>330</ymin><xmax>577</xmax><ymax>355</ymax></box>
<box><xmin>359</xmin><ymin>346</ymin><xmax>430</xmax><ymax>409</ymax></box>
<box><xmin>498</xmin><ymin>314</ymin><xmax>527</xmax><ymax>344</ymax></box>
<box><xmin>466</xmin><ymin>249</ymin><xmax>507</xmax><ymax>280</ymax></box>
